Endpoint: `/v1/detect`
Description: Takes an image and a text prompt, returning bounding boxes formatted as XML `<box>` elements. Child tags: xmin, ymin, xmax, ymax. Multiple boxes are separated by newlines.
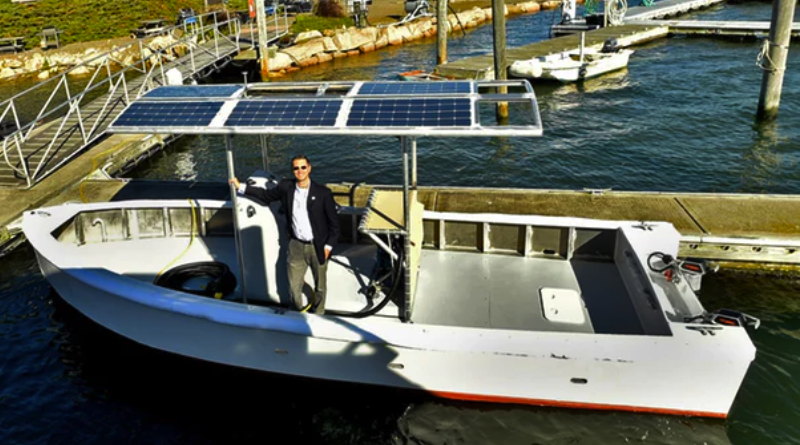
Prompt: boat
<box><xmin>510</xmin><ymin>35</ymin><xmax>633</xmax><ymax>83</ymax></box>
<box><xmin>397</xmin><ymin>69</ymin><xmax>447</xmax><ymax>81</ymax></box>
<box><xmin>23</xmin><ymin>80</ymin><xmax>759</xmax><ymax>418</ymax></box>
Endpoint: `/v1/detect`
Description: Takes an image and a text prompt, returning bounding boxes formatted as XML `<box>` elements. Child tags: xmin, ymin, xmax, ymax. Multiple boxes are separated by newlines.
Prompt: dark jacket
<box><xmin>244</xmin><ymin>179</ymin><xmax>340</xmax><ymax>264</ymax></box>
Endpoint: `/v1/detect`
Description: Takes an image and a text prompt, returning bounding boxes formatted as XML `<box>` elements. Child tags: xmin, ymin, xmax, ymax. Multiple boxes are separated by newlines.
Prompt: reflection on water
<box><xmin>740</xmin><ymin>120</ymin><xmax>797</xmax><ymax>193</ymax></box>
<box><xmin>395</xmin><ymin>401</ymin><xmax>732</xmax><ymax>445</ymax></box>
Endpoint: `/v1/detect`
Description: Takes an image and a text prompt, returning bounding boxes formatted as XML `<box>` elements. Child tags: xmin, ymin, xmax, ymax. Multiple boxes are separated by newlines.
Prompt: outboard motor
<box><xmin>601</xmin><ymin>38</ymin><xmax>620</xmax><ymax>53</ymax></box>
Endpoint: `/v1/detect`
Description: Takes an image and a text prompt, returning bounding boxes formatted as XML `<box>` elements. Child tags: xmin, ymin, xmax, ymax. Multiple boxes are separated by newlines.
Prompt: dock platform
<box><xmin>435</xmin><ymin>24</ymin><xmax>668</xmax><ymax>79</ymax></box>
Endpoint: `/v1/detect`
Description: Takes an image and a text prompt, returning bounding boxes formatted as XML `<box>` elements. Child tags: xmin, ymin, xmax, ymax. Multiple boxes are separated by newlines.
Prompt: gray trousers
<box><xmin>287</xmin><ymin>239</ymin><xmax>327</xmax><ymax>314</ymax></box>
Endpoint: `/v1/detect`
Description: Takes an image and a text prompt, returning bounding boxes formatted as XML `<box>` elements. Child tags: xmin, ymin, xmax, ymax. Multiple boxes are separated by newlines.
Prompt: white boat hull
<box><xmin>25</xmin><ymin>199</ymin><xmax>756</xmax><ymax>418</ymax></box>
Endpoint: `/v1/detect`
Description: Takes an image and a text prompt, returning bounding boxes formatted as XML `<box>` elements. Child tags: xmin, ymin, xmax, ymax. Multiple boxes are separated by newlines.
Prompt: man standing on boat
<box><xmin>230</xmin><ymin>155</ymin><xmax>340</xmax><ymax>314</ymax></box>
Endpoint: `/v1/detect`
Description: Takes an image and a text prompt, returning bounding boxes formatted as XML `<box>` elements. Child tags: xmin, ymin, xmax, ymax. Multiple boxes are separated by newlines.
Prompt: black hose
<box><xmin>647</xmin><ymin>252</ymin><xmax>675</xmax><ymax>273</ymax></box>
<box><xmin>326</xmin><ymin>241</ymin><xmax>405</xmax><ymax>318</ymax></box>
<box><xmin>155</xmin><ymin>261</ymin><xmax>237</xmax><ymax>298</ymax></box>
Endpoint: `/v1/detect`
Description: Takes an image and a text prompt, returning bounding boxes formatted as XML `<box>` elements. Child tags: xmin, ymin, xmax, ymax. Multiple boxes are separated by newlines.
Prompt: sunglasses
<box><xmin>293</xmin><ymin>165</ymin><xmax>308</xmax><ymax>171</ymax></box>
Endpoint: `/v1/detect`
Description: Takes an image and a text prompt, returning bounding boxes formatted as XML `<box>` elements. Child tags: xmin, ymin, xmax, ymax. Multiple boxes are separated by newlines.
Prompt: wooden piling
<box><xmin>756</xmin><ymin>0</ymin><xmax>796</xmax><ymax>120</ymax></box>
<box><xmin>255</xmin><ymin>0</ymin><xmax>270</xmax><ymax>81</ymax></box>
<box><xmin>491</xmin><ymin>0</ymin><xmax>509</xmax><ymax>120</ymax></box>
<box><xmin>437</xmin><ymin>0</ymin><xmax>449</xmax><ymax>65</ymax></box>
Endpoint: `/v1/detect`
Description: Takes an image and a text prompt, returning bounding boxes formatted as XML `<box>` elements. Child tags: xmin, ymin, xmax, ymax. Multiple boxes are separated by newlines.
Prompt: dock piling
<box><xmin>437</xmin><ymin>0</ymin><xmax>449</xmax><ymax>64</ymax></box>
<box><xmin>255</xmin><ymin>0</ymin><xmax>270</xmax><ymax>80</ymax></box>
<box><xmin>492</xmin><ymin>0</ymin><xmax>509</xmax><ymax>120</ymax></box>
<box><xmin>756</xmin><ymin>0</ymin><xmax>796</xmax><ymax>120</ymax></box>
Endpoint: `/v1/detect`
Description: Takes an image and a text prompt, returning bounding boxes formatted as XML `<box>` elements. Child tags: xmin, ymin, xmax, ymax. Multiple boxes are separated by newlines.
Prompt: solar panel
<box><xmin>226</xmin><ymin>99</ymin><xmax>342</xmax><ymax>127</ymax></box>
<box><xmin>113</xmin><ymin>101</ymin><xmax>224</xmax><ymax>127</ymax></box>
<box><xmin>357</xmin><ymin>82</ymin><xmax>472</xmax><ymax>96</ymax></box>
<box><xmin>347</xmin><ymin>98</ymin><xmax>472</xmax><ymax>127</ymax></box>
<box><xmin>143</xmin><ymin>85</ymin><xmax>243</xmax><ymax>98</ymax></box>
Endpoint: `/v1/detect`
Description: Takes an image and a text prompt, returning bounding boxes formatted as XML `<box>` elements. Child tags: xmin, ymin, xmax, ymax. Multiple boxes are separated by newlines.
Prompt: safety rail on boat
<box><xmin>54</xmin><ymin>200</ymin><xmax>629</xmax><ymax>264</ymax></box>
<box><xmin>0</xmin><ymin>11</ymin><xmax>277</xmax><ymax>188</ymax></box>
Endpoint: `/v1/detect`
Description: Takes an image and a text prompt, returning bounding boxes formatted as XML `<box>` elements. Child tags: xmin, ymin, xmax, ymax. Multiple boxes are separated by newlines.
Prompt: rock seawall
<box><xmin>0</xmin><ymin>35</ymin><xmax>194</xmax><ymax>81</ymax></box>
<box><xmin>266</xmin><ymin>0</ymin><xmax>561</xmax><ymax>75</ymax></box>
<box><xmin>0</xmin><ymin>0</ymin><xmax>561</xmax><ymax>80</ymax></box>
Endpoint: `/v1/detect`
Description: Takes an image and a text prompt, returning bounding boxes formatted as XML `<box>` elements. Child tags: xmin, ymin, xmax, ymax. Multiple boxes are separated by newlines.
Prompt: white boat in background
<box><xmin>23</xmin><ymin>81</ymin><xmax>759</xmax><ymax>418</ymax></box>
<box><xmin>510</xmin><ymin>35</ymin><xmax>634</xmax><ymax>83</ymax></box>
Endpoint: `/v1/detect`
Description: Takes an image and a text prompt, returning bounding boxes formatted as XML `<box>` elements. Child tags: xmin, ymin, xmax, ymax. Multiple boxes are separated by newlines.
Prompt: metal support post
<box><xmin>756</xmin><ymin>0</ymin><xmax>796</xmax><ymax>120</ymax></box>
<box><xmin>437</xmin><ymin>0</ymin><xmax>448</xmax><ymax>65</ymax></box>
<box><xmin>410</xmin><ymin>137</ymin><xmax>418</xmax><ymax>189</ymax></box>
<box><xmin>225</xmin><ymin>135</ymin><xmax>248</xmax><ymax>303</ymax></box>
<box><xmin>491</xmin><ymin>0</ymin><xmax>509</xmax><ymax>120</ymax></box>
<box><xmin>401</xmin><ymin>136</ymin><xmax>411</xmax><ymax>322</ymax></box>
<box><xmin>260</xmin><ymin>134</ymin><xmax>270</xmax><ymax>172</ymax></box>
<box><xmin>401</xmin><ymin>137</ymin><xmax>410</xmax><ymax>230</ymax></box>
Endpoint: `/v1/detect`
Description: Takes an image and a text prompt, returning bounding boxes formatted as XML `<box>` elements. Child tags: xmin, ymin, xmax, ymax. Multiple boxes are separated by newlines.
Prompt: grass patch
<box><xmin>291</xmin><ymin>14</ymin><xmax>353</xmax><ymax>34</ymax></box>
<box><xmin>0</xmin><ymin>0</ymin><xmax>206</xmax><ymax>49</ymax></box>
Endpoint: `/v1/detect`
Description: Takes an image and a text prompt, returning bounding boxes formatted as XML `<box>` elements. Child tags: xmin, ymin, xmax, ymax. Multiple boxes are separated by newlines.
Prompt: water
<box><xmin>3</xmin><ymin>4</ymin><xmax>800</xmax><ymax>444</ymax></box>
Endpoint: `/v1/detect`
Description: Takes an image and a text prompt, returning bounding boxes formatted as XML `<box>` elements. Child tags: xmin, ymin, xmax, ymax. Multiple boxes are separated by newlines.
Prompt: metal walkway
<box><xmin>0</xmin><ymin>12</ymin><xmax>286</xmax><ymax>188</ymax></box>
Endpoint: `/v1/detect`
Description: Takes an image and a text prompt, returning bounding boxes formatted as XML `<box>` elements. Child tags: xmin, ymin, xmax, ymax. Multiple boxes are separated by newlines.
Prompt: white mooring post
<box><xmin>756</xmin><ymin>0</ymin><xmax>797</xmax><ymax>120</ymax></box>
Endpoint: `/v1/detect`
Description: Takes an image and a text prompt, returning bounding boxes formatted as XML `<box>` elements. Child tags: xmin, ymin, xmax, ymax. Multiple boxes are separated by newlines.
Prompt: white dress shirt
<box><xmin>291</xmin><ymin>184</ymin><xmax>313</xmax><ymax>242</ymax></box>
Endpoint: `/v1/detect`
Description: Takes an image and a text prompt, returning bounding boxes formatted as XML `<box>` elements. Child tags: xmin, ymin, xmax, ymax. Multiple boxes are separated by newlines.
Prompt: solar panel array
<box><xmin>226</xmin><ymin>99</ymin><xmax>342</xmax><ymax>127</ymax></box>
<box><xmin>357</xmin><ymin>82</ymin><xmax>471</xmax><ymax>96</ymax></box>
<box><xmin>143</xmin><ymin>85</ymin><xmax>242</xmax><ymax>98</ymax></box>
<box><xmin>112</xmin><ymin>101</ymin><xmax>224</xmax><ymax>127</ymax></box>
<box><xmin>347</xmin><ymin>98</ymin><xmax>472</xmax><ymax>127</ymax></box>
<box><xmin>109</xmin><ymin>81</ymin><xmax>542</xmax><ymax>136</ymax></box>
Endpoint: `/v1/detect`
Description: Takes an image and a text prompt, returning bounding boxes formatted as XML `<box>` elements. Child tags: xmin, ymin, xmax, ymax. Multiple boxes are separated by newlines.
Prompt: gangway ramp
<box><xmin>0</xmin><ymin>12</ymin><xmax>287</xmax><ymax>189</ymax></box>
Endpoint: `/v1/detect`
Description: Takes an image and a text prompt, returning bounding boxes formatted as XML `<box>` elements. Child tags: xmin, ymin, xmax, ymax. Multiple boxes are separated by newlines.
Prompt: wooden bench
<box><xmin>0</xmin><ymin>37</ymin><xmax>25</xmax><ymax>53</ymax></box>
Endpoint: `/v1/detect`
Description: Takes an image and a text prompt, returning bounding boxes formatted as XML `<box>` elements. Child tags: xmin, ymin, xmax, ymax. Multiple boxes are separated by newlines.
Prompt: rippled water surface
<box><xmin>3</xmin><ymin>3</ymin><xmax>800</xmax><ymax>444</ymax></box>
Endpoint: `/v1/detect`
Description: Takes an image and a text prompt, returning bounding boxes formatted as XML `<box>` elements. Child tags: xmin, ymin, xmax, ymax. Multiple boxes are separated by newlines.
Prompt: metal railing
<box><xmin>0</xmin><ymin>10</ymin><xmax>292</xmax><ymax>188</ymax></box>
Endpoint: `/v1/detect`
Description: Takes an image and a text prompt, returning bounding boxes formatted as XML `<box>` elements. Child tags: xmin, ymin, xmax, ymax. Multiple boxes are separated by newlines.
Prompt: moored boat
<box><xmin>397</xmin><ymin>69</ymin><xmax>447</xmax><ymax>81</ymax></box>
<box><xmin>510</xmin><ymin>35</ymin><xmax>634</xmax><ymax>83</ymax></box>
<box><xmin>23</xmin><ymin>80</ymin><xmax>758</xmax><ymax>418</ymax></box>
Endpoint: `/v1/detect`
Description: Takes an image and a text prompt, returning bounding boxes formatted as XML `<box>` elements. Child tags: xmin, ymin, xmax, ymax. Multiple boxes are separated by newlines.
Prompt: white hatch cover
<box><xmin>540</xmin><ymin>288</ymin><xmax>586</xmax><ymax>324</ymax></box>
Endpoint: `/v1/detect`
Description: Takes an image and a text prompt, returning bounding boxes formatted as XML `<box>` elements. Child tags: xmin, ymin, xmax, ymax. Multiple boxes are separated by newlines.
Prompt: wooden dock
<box><xmin>435</xmin><ymin>24</ymin><xmax>668</xmax><ymax>79</ymax></box>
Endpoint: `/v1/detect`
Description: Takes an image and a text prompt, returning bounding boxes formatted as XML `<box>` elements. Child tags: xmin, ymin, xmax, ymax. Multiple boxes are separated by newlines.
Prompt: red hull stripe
<box><xmin>429</xmin><ymin>390</ymin><xmax>728</xmax><ymax>419</ymax></box>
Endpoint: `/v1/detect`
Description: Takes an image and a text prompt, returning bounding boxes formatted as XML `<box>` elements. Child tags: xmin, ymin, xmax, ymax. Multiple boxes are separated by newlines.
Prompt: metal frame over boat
<box><xmin>23</xmin><ymin>81</ymin><xmax>757</xmax><ymax>418</ymax></box>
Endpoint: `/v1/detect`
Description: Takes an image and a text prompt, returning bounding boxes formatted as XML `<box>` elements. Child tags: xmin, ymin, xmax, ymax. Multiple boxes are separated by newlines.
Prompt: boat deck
<box><xmin>413</xmin><ymin>250</ymin><xmax>646</xmax><ymax>334</ymax></box>
<box><xmin>70</xmin><ymin>236</ymin><xmax>402</xmax><ymax>318</ymax></box>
